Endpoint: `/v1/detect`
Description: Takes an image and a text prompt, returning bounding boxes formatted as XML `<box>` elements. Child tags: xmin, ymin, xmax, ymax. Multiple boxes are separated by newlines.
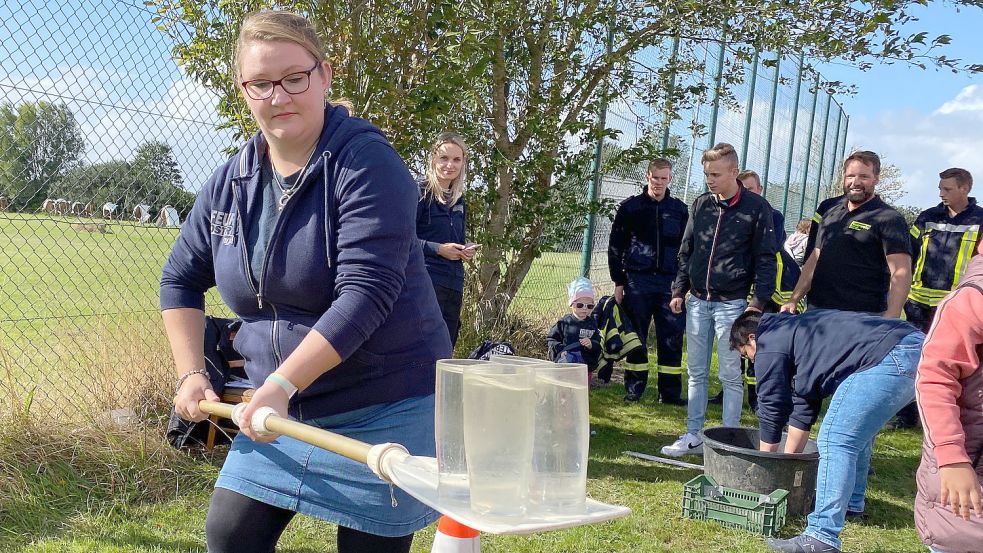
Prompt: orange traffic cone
<box><xmin>430</xmin><ymin>515</ymin><xmax>480</xmax><ymax>552</ymax></box>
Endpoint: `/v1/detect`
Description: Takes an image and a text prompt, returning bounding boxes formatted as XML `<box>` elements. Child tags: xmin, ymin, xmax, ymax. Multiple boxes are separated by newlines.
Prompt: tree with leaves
<box><xmin>0</xmin><ymin>101</ymin><xmax>84</xmax><ymax>211</ymax></box>
<box><xmin>151</xmin><ymin>0</ymin><xmax>981</xmax><ymax>327</ymax></box>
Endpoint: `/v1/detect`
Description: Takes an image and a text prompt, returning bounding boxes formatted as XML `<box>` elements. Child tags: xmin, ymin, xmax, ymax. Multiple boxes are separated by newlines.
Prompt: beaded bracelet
<box><xmin>175</xmin><ymin>368</ymin><xmax>209</xmax><ymax>393</ymax></box>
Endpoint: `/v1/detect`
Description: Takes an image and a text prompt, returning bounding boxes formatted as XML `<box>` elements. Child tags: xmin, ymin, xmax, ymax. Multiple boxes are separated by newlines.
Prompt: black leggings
<box><xmin>206</xmin><ymin>488</ymin><xmax>415</xmax><ymax>553</ymax></box>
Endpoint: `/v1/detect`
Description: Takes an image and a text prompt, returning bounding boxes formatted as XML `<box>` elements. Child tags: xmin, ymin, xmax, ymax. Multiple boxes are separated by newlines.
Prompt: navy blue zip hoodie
<box><xmin>160</xmin><ymin>105</ymin><xmax>451</xmax><ymax>420</ymax></box>
<box><xmin>753</xmin><ymin>309</ymin><xmax>918</xmax><ymax>444</ymax></box>
<box><xmin>416</xmin><ymin>181</ymin><xmax>466</xmax><ymax>292</ymax></box>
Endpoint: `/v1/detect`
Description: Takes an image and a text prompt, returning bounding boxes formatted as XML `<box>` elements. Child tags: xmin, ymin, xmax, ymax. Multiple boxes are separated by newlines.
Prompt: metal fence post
<box><xmin>827</xmin><ymin>105</ymin><xmax>843</xmax><ymax>188</ymax></box>
<box><xmin>812</xmin><ymin>91</ymin><xmax>833</xmax><ymax>212</ymax></box>
<box><xmin>740</xmin><ymin>50</ymin><xmax>760</xmax><ymax>167</ymax></box>
<box><xmin>780</xmin><ymin>55</ymin><xmax>804</xmax><ymax>215</ymax></box>
<box><xmin>706</xmin><ymin>28</ymin><xmax>728</xmax><ymax>149</ymax></box>
<box><xmin>761</xmin><ymin>54</ymin><xmax>781</xmax><ymax>198</ymax></box>
<box><xmin>579</xmin><ymin>9</ymin><xmax>615</xmax><ymax>277</ymax></box>
<box><xmin>661</xmin><ymin>35</ymin><xmax>681</xmax><ymax>152</ymax></box>
<box><xmin>797</xmin><ymin>72</ymin><xmax>820</xmax><ymax>221</ymax></box>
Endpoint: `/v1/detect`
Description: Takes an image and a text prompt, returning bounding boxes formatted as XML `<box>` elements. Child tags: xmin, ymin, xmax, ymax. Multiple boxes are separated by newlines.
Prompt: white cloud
<box><xmin>935</xmin><ymin>84</ymin><xmax>983</xmax><ymax>115</ymax></box>
<box><xmin>846</xmin><ymin>84</ymin><xmax>983</xmax><ymax>209</ymax></box>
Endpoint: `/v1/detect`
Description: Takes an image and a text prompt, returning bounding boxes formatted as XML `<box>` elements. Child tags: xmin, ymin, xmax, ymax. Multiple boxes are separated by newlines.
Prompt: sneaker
<box><xmin>660</xmin><ymin>433</ymin><xmax>703</xmax><ymax>457</ymax></box>
<box><xmin>766</xmin><ymin>534</ymin><xmax>840</xmax><ymax>553</ymax></box>
<box><xmin>623</xmin><ymin>393</ymin><xmax>641</xmax><ymax>403</ymax></box>
<box><xmin>845</xmin><ymin>510</ymin><xmax>867</xmax><ymax>521</ymax></box>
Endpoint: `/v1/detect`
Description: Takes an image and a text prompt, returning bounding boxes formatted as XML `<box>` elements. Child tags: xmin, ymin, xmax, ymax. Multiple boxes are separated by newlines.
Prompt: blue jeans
<box><xmin>805</xmin><ymin>332</ymin><xmax>923</xmax><ymax>549</ymax></box>
<box><xmin>685</xmin><ymin>296</ymin><xmax>746</xmax><ymax>435</ymax></box>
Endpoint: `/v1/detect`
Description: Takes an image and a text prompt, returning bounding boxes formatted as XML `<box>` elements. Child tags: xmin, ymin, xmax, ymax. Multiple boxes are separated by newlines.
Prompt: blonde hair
<box><xmin>234</xmin><ymin>11</ymin><xmax>325</xmax><ymax>80</ymax></box>
<box><xmin>796</xmin><ymin>218</ymin><xmax>811</xmax><ymax>234</ymax></box>
<box><xmin>702</xmin><ymin>142</ymin><xmax>739</xmax><ymax>168</ymax></box>
<box><xmin>233</xmin><ymin>11</ymin><xmax>352</xmax><ymax>110</ymax></box>
<box><xmin>424</xmin><ymin>132</ymin><xmax>468</xmax><ymax>205</ymax></box>
<box><xmin>737</xmin><ymin>169</ymin><xmax>760</xmax><ymax>187</ymax></box>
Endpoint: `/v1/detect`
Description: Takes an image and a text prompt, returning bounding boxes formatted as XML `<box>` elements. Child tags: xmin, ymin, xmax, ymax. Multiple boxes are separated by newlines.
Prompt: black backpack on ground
<box><xmin>467</xmin><ymin>340</ymin><xmax>517</xmax><ymax>360</ymax></box>
<box><xmin>165</xmin><ymin>316</ymin><xmax>246</xmax><ymax>449</ymax></box>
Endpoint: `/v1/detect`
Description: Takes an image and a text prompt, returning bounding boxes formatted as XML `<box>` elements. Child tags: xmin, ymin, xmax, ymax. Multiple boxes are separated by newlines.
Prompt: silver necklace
<box><xmin>271</xmin><ymin>144</ymin><xmax>318</xmax><ymax>212</ymax></box>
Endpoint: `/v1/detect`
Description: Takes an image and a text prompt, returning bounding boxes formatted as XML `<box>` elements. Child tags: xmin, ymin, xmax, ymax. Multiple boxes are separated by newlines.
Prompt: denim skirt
<box><xmin>215</xmin><ymin>394</ymin><xmax>438</xmax><ymax>537</ymax></box>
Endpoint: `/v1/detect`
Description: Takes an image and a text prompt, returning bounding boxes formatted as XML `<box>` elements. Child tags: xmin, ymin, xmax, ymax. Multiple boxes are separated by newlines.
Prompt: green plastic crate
<box><xmin>682</xmin><ymin>474</ymin><xmax>789</xmax><ymax>537</ymax></box>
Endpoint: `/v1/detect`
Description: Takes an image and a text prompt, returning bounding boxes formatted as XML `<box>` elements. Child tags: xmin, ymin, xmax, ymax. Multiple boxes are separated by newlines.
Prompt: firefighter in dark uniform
<box><xmin>607</xmin><ymin>158</ymin><xmax>688</xmax><ymax>404</ymax></box>
<box><xmin>893</xmin><ymin>167</ymin><xmax>983</xmax><ymax>429</ymax></box>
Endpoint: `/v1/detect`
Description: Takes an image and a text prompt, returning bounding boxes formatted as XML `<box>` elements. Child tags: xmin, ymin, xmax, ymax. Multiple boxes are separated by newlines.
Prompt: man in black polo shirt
<box><xmin>782</xmin><ymin>150</ymin><xmax>911</xmax><ymax>317</ymax></box>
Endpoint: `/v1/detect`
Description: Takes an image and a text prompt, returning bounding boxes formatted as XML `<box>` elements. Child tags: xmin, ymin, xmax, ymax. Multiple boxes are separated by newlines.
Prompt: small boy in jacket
<box><xmin>547</xmin><ymin>277</ymin><xmax>601</xmax><ymax>371</ymax></box>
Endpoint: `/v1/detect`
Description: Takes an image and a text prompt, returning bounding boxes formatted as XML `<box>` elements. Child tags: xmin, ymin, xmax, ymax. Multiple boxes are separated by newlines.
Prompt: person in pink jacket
<box><xmin>914</xmin><ymin>246</ymin><xmax>983</xmax><ymax>553</ymax></box>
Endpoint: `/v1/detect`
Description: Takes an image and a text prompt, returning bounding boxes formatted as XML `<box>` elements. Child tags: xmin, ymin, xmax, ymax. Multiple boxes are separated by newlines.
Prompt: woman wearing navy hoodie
<box><xmin>416</xmin><ymin>132</ymin><xmax>474</xmax><ymax>348</ymax></box>
<box><xmin>161</xmin><ymin>11</ymin><xmax>451</xmax><ymax>553</ymax></box>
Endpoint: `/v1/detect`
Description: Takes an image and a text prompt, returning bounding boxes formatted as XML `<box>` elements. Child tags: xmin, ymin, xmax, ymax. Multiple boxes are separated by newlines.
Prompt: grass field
<box><xmin>0</xmin><ymin>213</ymin><xmax>930</xmax><ymax>552</ymax></box>
<box><xmin>0</xmin><ymin>379</ymin><xmax>927</xmax><ymax>553</ymax></box>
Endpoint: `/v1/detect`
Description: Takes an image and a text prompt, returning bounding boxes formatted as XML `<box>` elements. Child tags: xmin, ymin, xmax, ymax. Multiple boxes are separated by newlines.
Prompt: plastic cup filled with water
<box><xmin>463</xmin><ymin>361</ymin><xmax>535</xmax><ymax>518</ymax></box>
<box><xmin>435</xmin><ymin>359</ymin><xmax>488</xmax><ymax>507</ymax></box>
<box><xmin>486</xmin><ymin>354</ymin><xmax>549</xmax><ymax>365</ymax></box>
<box><xmin>528</xmin><ymin>362</ymin><xmax>590</xmax><ymax>516</ymax></box>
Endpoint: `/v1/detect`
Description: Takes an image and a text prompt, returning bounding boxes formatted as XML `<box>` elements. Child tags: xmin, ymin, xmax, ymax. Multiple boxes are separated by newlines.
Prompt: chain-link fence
<box><xmin>1</xmin><ymin>1</ymin><xmax>847</xmax><ymax>422</ymax></box>
<box><xmin>581</xmin><ymin>41</ymin><xmax>848</xmax><ymax>298</ymax></box>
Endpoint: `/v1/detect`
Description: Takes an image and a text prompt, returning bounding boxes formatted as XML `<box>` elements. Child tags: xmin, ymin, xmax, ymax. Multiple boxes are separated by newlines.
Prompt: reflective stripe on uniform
<box><xmin>909</xmin><ymin>225</ymin><xmax>921</xmax><ymax>239</ymax></box>
<box><xmin>656</xmin><ymin>365</ymin><xmax>683</xmax><ymax>375</ymax></box>
<box><xmin>744</xmin><ymin>374</ymin><xmax>757</xmax><ymax>385</ymax></box>
<box><xmin>925</xmin><ymin>222</ymin><xmax>981</xmax><ymax>233</ymax></box>
<box><xmin>908</xmin><ymin>285</ymin><xmax>952</xmax><ymax>307</ymax></box>
<box><xmin>812</xmin><ymin>211</ymin><xmax>822</xmax><ymax>224</ymax></box>
<box><xmin>624</xmin><ymin>362</ymin><xmax>649</xmax><ymax>372</ymax></box>
<box><xmin>953</xmin><ymin>228</ymin><xmax>980</xmax><ymax>285</ymax></box>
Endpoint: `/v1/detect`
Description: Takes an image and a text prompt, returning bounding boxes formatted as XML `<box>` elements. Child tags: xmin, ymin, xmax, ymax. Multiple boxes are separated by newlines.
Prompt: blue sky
<box><xmin>816</xmin><ymin>3</ymin><xmax>983</xmax><ymax>209</ymax></box>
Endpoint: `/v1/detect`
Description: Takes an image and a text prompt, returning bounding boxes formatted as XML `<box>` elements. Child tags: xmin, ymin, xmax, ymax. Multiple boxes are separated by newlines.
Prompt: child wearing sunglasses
<box><xmin>546</xmin><ymin>277</ymin><xmax>601</xmax><ymax>371</ymax></box>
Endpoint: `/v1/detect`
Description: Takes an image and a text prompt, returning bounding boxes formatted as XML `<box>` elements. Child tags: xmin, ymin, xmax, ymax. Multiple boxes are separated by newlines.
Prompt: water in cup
<box><xmin>436</xmin><ymin>359</ymin><xmax>487</xmax><ymax>507</ymax></box>
<box><xmin>463</xmin><ymin>363</ymin><xmax>534</xmax><ymax>518</ymax></box>
<box><xmin>529</xmin><ymin>363</ymin><xmax>590</xmax><ymax>516</ymax></box>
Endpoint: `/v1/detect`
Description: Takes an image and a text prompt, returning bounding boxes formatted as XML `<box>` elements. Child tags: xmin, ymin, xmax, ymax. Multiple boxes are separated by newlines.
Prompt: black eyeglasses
<box><xmin>241</xmin><ymin>62</ymin><xmax>320</xmax><ymax>100</ymax></box>
<box><xmin>573</xmin><ymin>302</ymin><xmax>595</xmax><ymax>310</ymax></box>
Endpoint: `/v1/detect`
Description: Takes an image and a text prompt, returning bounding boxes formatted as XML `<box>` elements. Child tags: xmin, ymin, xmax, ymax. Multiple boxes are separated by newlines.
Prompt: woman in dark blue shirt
<box><xmin>416</xmin><ymin>132</ymin><xmax>475</xmax><ymax>347</ymax></box>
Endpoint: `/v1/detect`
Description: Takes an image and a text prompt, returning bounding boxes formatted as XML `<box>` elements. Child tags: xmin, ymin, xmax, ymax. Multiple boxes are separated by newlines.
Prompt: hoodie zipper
<box><xmin>705</xmin><ymin>200</ymin><xmax>725</xmax><ymax>302</ymax></box>
<box><xmin>230</xmin><ymin>178</ymin><xmax>261</xmax><ymax>308</ymax></box>
<box><xmin>655</xmin><ymin>200</ymin><xmax>662</xmax><ymax>269</ymax></box>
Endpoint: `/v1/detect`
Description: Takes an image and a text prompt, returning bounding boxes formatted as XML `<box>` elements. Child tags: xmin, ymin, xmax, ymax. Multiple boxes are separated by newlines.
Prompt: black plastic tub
<box><xmin>700</xmin><ymin>426</ymin><xmax>819</xmax><ymax>516</ymax></box>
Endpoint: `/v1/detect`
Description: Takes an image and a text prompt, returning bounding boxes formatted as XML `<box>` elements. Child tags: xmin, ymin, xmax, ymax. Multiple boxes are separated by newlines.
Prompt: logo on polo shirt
<box><xmin>848</xmin><ymin>221</ymin><xmax>871</xmax><ymax>232</ymax></box>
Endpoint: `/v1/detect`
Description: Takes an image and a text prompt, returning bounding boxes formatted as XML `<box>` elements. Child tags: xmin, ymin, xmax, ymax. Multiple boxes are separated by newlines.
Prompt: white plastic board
<box><xmin>387</xmin><ymin>455</ymin><xmax>631</xmax><ymax>535</ymax></box>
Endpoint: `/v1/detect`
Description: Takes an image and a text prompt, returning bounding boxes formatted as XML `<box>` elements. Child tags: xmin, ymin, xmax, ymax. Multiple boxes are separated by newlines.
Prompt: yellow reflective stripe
<box><xmin>621</xmin><ymin>335</ymin><xmax>641</xmax><ymax>350</ymax></box>
<box><xmin>770</xmin><ymin>252</ymin><xmax>790</xmax><ymax>305</ymax></box>
<box><xmin>953</xmin><ymin>229</ymin><xmax>979</xmax><ymax>285</ymax></box>
<box><xmin>912</xmin><ymin>231</ymin><xmax>932</xmax><ymax>288</ymax></box>
<box><xmin>657</xmin><ymin>365</ymin><xmax>683</xmax><ymax>375</ymax></box>
<box><xmin>744</xmin><ymin>375</ymin><xmax>757</xmax><ymax>385</ymax></box>
<box><xmin>812</xmin><ymin>211</ymin><xmax>822</xmax><ymax>224</ymax></box>
<box><xmin>624</xmin><ymin>363</ymin><xmax>649</xmax><ymax>372</ymax></box>
<box><xmin>908</xmin><ymin>285</ymin><xmax>951</xmax><ymax>307</ymax></box>
<box><xmin>909</xmin><ymin>225</ymin><xmax>921</xmax><ymax>239</ymax></box>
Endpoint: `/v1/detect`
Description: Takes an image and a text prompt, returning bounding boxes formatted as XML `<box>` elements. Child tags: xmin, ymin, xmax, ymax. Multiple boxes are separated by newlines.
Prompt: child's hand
<box><xmin>579</xmin><ymin>338</ymin><xmax>592</xmax><ymax>349</ymax></box>
<box><xmin>940</xmin><ymin>462</ymin><xmax>983</xmax><ymax>520</ymax></box>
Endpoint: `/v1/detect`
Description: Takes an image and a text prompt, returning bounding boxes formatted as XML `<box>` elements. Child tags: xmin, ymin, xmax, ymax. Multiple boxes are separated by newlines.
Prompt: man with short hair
<box><xmin>708</xmin><ymin>168</ymin><xmax>800</xmax><ymax>412</ymax></box>
<box><xmin>661</xmin><ymin>143</ymin><xmax>778</xmax><ymax>457</ymax></box>
<box><xmin>607</xmin><ymin>158</ymin><xmax>689</xmax><ymax>403</ymax></box>
<box><xmin>739</xmin><ymin>169</ymin><xmax>786</xmax><ymax>244</ymax></box>
<box><xmin>892</xmin><ymin>167</ymin><xmax>983</xmax><ymax>429</ymax></box>
<box><xmin>782</xmin><ymin>151</ymin><xmax>912</xmax><ymax>318</ymax></box>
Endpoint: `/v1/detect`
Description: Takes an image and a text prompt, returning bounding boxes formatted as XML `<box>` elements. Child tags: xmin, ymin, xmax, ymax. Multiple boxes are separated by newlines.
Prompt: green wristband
<box><xmin>266</xmin><ymin>373</ymin><xmax>298</xmax><ymax>398</ymax></box>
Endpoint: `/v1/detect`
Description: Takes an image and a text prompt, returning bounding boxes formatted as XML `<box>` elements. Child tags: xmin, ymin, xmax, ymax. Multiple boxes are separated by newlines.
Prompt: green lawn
<box><xmin>0</xmin><ymin>381</ymin><xmax>927</xmax><ymax>552</ymax></box>
<box><xmin>0</xmin><ymin>213</ymin><xmax>928</xmax><ymax>552</ymax></box>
